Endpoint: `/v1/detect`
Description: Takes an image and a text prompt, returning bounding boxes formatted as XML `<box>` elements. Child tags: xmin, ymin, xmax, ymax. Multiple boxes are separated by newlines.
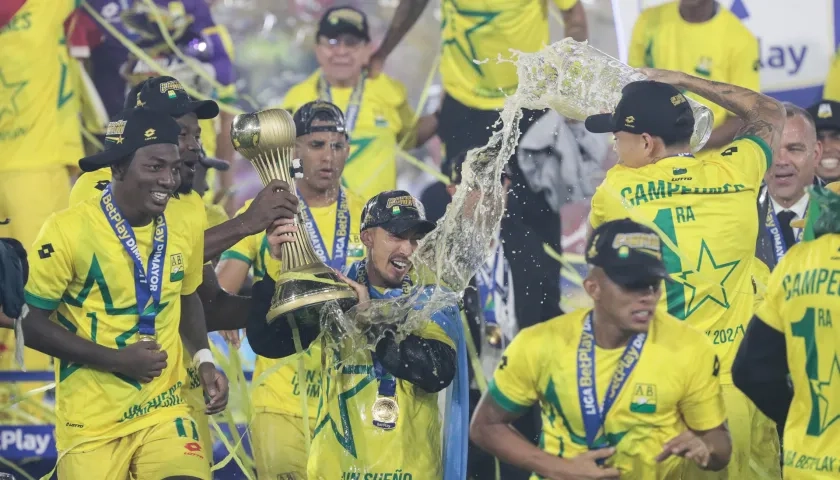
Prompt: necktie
<box><xmin>777</xmin><ymin>210</ymin><xmax>797</xmax><ymax>247</ymax></box>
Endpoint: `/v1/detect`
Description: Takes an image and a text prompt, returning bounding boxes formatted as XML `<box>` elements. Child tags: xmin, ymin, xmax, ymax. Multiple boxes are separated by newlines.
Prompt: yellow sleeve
<box><xmin>627</xmin><ymin>10</ymin><xmax>650</xmax><ymax>68</ymax></box>
<box><xmin>181</xmin><ymin>218</ymin><xmax>204</xmax><ymax>295</ymax></box>
<box><xmin>551</xmin><ymin>0</ymin><xmax>578</xmax><ymax>11</ymax></box>
<box><xmin>589</xmin><ymin>186</ymin><xmax>607</xmax><ymax>229</ymax></box>
<box><xmin>678</xmin><ymin>334</ymin><xmax>726</xmax><ymax>431</ymax></box>
<box><xmin>728</xmin><ymin>32</ymin><xmax>760</xmax><ymax>92</ymax></box>
<box><xmin>415</xmin><ymin>317</ymin><xmax>456</xmax><ymax>350</ymax></box>
<box><xmin>396</xmin><ymin>99</ymin><xmax>416</xmax><ymax>149</ymax></box>
<box><xmin>204</xmin><ymin>204</ymin><xmax>229</xmax><ymax>229</ymax></box>
<box><xmin>825</xmin><ymin>50</ymin><xmax>840</xmax><ymax>102</ymax></box>
<box><xmin>281</xmin><ymin>83</ymin><xmax>311</xmax><ymax>114</ymax></box>
<box><xmin>487</xmin><ymin>328</ymin><xmax>540</xmax><ymax>413</ymax></box>
<box><xmin>23</xmin><ymin>215</ymin><xmax>74</xmax><ymax>311</ymax></box>
<box><xmin>755</xmin><ymin>256</ymin><xmax>786</xmax><ymax>332</ymax></box>
<box><xmin>724</xmin><ymin>136</ymin><xmax>773</xmax><ymax>187</ymax></box>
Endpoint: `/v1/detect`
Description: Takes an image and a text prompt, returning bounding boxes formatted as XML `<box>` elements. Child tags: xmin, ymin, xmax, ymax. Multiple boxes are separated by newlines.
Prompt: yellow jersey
<box><xmin>824</xmin><ymin>48</ymin><xmax>840</xmax><ymax>102</ymax></box>
<box><xmin>756</xmin><ymin>234</ymin><xmax>840</xmax><ymax>478</ymax></box>
<box><xmin>280</xmin><ymin>71</ymin><xmax>414</xmax><ymax>202</ymax></box>
<box><xmin>490</xmin><ymin>309</ymin><xmax>725</xmax><ymax>479</ymax></box>
<box><xmin>0</xmin><ymin>0</ymin><xmax>83</xmax><ymax>172</ymax></box>
<box><xmin>589</xmin><ymin>136</ymin><xmax>772</xmax><ymax>383</ymax></box>
<box><xmin>628</xmin><ymin>1</ymin><xmax>759</xmax><ymax>150</ymax></box>
<box><xmin>24</xmin><ymin>194</ymin><xmax>204</xmax><ymax>451</ymax></box>
<box><xmin>440</xmin><ymin>0</ymin><xmax>578</xmax><ymax>111</ymax></box>
<box><xmin>221</xmin><ymin>191</ymin><xmax>366</xmax><ymax>418</ymax></box>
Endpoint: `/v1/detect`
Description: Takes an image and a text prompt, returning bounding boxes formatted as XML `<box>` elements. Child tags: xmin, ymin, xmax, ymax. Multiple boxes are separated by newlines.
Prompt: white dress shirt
<box><xmin>770</xmin><ymin>192</ymin><xmax>809</xmax><ymax>241</ymax></box>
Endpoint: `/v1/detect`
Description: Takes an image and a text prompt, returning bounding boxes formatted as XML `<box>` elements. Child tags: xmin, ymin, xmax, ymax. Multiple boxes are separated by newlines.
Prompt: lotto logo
<box><xmin>184</xmin><ymin>442</ymin><xmax>201</xmax><ymax>452</ymax></box>
<box><xmin>38</xmin><ymin>243</ymin><xmax>54</xmax><ymax>259</ymax></box>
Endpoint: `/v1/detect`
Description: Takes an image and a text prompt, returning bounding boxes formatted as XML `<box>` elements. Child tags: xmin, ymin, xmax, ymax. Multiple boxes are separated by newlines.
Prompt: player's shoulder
<box><xmin>638</xmin><ymin>1</ymin><xmax>678</xmax><ymax>23</ymax></box>
<box><xmin>713</xmin><ymin>8</ymin><xmax>758</xmax><ymax>41</ymax></box>
<box><xmin>281</xmin><ymin>73</ymin><xmax>319</xmax><ymax>111</ymax></box>
<box><xmin>781</xmin><ymin>235</ymin><xmax>839</xmax><ymax>270</ymax></box>
<box><xmin>720</xmin><ymin>136</ymin><xmax>772</xmax><ymax>164</ymax></box>
<box><xmin>70</xmin><ymin>170</ymin><xmax>112</xmax><ymax>206</ymax></box>
<box><xmin>368</xmin><ymin>73</ymin><xmax>408</xmax><ymax>101</ymax></box>
<box><xmin>654</xmin><ymin>310</ymin><xmax>712</xmax><ymax>349</ymax></box>
<box><xmin>344</xmin><ymin>188</ymin><xmax>369</xmax><ymax>211</ymax></box>
<box><xmin>46</xmin><ymin>196</ymin><xmax>100</xmax><ymax>237</ymax></box>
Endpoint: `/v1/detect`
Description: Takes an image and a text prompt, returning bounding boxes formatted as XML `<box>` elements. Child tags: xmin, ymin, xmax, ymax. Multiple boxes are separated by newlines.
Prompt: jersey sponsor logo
<box><xmin>340</xmin><ymin>470</ymin><xmax>415</xmax><ymax>480</ymax></box>
<box><xmin>184</xmin><ymin>441</ymin><xmax>201</xmax><ymax>452</ymax></box>
<box><xmin>118</xmin><ymin>381</ymin><xmax>184</xmax><ymax>423</ymax></box>
<box><xmin>37</xmin><ymin>243</ymin><xmax>55</xmax><ymax>259</ymax></box>
<box><xmin>629</xmin><ymin>383</ymin><xmax>657</xmax><ymax>413</ymax></box>
<box><xmin>65</xmin><ymin>421</ymin><xmax>84</xmax><ymax>428</ymax></box>
<box><xmin>170</xmin><ymin>253</ymin><xmax>184</xmax><ymax>282</ymax></box>
<box><xmin>0</xmin><ymin>428</ymin><xmax>53</xmax><ymax>456</ymax></box>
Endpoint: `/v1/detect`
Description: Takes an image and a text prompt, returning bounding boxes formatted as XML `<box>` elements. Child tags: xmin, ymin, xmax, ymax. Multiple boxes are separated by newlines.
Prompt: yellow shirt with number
<box><xmin>280</xmin><ymin>72</ymin><xmax>414</xmax><ymax>202</ymax></box>
<box><xmin>24</xmin><ymin>195</ymin><xmax>204</xmax><ymax>450</ymax></box>
<box><xmin>440</xmin><ymin>0</ymin><xmax>579</xmax><ymax>111</ymax></box>
<box><xmin>628</xmin><ymin>1</ymin><xmax>759</xmax><ymax>156</ymax></box>
<box><xmin>589</xmin><ymin>136</ymin><xmax>772</xmax><ymax>383</ymax></box>
<box><xmin>756</xmin><ymin>234</ymin><xmax>840</xmax><ymax>478</ymax></box>
<box><xmin>490</xmin><ymin>309</ymin><xmax>725</xmax><ymax>479</ymax></box>
<box><xmin>0</xmin><ymin>0</ymin><xmax>83</xmax><ymax>172</ymax></box>
<box><xmin>220</xmin><ymin>191</ymin><xmax>366</xmax><ymax>419</ymax></box>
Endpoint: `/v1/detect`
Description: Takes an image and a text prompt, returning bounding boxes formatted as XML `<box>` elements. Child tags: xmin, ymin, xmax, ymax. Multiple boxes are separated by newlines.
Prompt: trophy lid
<box><xmin>231</xmin><ymin>109</ymin><xmax>297</xmax><ymax>159</ymax></box>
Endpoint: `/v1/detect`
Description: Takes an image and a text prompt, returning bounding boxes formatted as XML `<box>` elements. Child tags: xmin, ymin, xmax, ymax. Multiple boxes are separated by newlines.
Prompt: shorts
<box><xmin>57</xmin><ymin>416</ymin><xmax>211</xmax><ymax>480</ymax></box>
<box><xmin>251</xmin><ymin>410</ymin><xmax>316</xmax><ymax>480</ymax></box>
<box><xmin>184</xmin><ymin>380</ymin><xmax>213</xmax><ymax>466</ymax></box>
<box><xmin>681</xmin><ymin>384</ymin><xmax>781</xmax><ymax>479</ymax></box>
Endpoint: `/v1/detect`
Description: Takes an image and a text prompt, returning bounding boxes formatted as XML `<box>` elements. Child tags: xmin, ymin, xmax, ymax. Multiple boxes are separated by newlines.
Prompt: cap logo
<box><xmin>392</xmin><ymin>206</ymin><xmax>401</xmax><ymax>214</ymax></box>
<box><xmin>612</xmin><ymin>233</ymin><xmax>662</xmax><ymax>259</ymax></box>
<box><xmin>587</xmin><ymin>234</ymin><xmax>600</xmax><ymax>259</ymax></box>
<box><xmin>135</xmin><ymin>92</ymin><xmax>145</xmax><ymax>107</ymax></box>
<box><xmin>106</xmin><ymin>120</ymin><xmax>127</xmax><ymax>136</ymax></box>
<box><xmin>328</xmin><ymin>9</ymin><xmax>364</xmax><ymax>29</ymax></box>
<box><xmin>386</xmin><ymin>196</ymin><xmax>415</xmax><ymax>209</ymax></box>
<box><xmin>167</xmin><ymin>89</ymin><xmax>177</xmax><ymax>99</ymax></box>
<box><xmin>671</xmin><ymin>94</ymin><xmax>687</xmax><ymax>106</ymax></box>
<box><xmin>624</xmin><ymin>115</ymin><xmax>635</xmax><ymax>127</ymax></box>
<box><xmin>144</xmin><ymin>128</ymin><xmax>157</xmax><ymax>140</ymax></box>
<box><xmin>819</xmin><ymin>103</ymin><xmax>833</xmax><ymax>119</ymax></box>
<box><xmin>159</xmin><ymin>80</ymin><xmax>185</xmax><ymax>93</ymax></box>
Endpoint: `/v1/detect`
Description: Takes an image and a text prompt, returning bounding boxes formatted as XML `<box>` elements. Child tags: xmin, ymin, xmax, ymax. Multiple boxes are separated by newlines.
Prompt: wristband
<box><xmin>193</xmin><ymin>348</ymin><xmax>215</xmax><ymax>367</ymax></box>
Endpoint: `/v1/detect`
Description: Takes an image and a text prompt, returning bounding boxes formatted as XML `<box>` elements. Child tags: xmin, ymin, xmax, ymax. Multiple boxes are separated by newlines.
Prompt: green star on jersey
<box><xmin>0</xmin><ymin>70</ymin><xmax>28</xmax><ymax>120</ymax></box>
<box><xmin>676</xmin><ymin>240</ymin><xmax>739</xmax><ymax>316</ymax></box>
<box><xmin>441</xmin><ymin>0</ymin><xmax>500</xmax><ymax>77</ymax></box>
<box><xmin>814</xmin><ymin>355</ymin><xmax>840</xmax><ymax>434</ymax></box>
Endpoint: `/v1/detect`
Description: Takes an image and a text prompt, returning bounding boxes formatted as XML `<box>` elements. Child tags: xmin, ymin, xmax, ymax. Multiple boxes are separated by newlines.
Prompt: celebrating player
<box><xmin>22</xmin><ymin>109</ymin><xmax>215</xmax><ymax>479</ymax></box>
<box><xmin>586</xmin><ymin>69</ymin><xmax>786</xmax><ymax>478</ymax></box>
<box><xmin>471</xmin><ymin>219</ymin><xmax>730</xmax><ymax>479</ymax></box>
<box><xmin>215</xmin><ymin>101</ymin><xmax>367</xmax><ymax>479</ymax></box>
<box><xmin>247</xmin><ymin>191</ymin><xmax>468</xmax><ymax>479</ymax></box>
<box><xmin>734</xmin><ymin>182</ymin><xmax>840</xmax><ymax>479</ymax></box>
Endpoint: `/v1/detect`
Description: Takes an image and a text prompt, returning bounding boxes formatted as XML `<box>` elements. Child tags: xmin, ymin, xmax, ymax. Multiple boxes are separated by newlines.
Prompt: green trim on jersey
<box><xmin>735</xmin><ymin>135</ymin><xmax>773</xmax><ymax>169</ymax></box>
<box><xmin>488</xmin><ymin>380</ymin><xmax>530</xmax><ymax>414</ymax></box>
<box><xmin>219</xmin><ymin>250</ymin><xmax>252</xmax><ymax>266</ymax></box>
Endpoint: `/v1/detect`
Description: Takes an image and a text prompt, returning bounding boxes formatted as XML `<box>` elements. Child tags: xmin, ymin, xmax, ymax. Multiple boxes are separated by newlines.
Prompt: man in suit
<box><xmin>446</xmin><ymin>151</ymin><xmax>562</xmax><ymax>480</ymax></box>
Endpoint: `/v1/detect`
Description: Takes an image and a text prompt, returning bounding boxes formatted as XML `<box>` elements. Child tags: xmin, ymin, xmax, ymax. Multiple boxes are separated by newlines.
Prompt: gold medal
<box><xmin>486</xmin><ymin>324</ymin><xmax>502</xmax><ymax>347</ymax></box>
<box><xmin>372</xmin><ymin>396</ymin><xmax>399</xmax><ymax>430</ymax></box>
<box><xmin>138</xmin><ymin>334</ymin><xmax>157</xmax><ymax>342</ymax></box>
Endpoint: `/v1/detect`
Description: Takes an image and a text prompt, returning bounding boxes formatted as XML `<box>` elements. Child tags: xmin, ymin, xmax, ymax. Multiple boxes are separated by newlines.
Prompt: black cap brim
<box><xmin>78</xmin><ymin>149</ymin><xmax>124</xmax><ymax>173</ymax></box>
<box><xmin>187</xmin><ymin>99</ymin><xmax>220</xmax><ymax>120</ymax></box>
<box><xmin>199</xmin><ymin>155</ymin><xmax>230</xmax><ymax>171</ymax></box>
<box><xmin>602</xmin><ymin>263</ymin><xmax>670</xmax><ymax>288</ymax></box>
<box><xmin>584</xmin><ymin>113</ymin><xmax>616</xmax><ymax>134</ymax></box>
<box><xmin>381</xmin><ymin>218</ymin><xmax>436</xmax><ymax>236</ymax></box>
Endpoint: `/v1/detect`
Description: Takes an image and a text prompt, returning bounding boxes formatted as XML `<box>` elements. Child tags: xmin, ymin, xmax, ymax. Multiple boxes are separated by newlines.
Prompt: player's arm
<box><xmin>553</xmin><ymin>0</ymin><xmax>588</xmax><ymax>42</ymax></box>
<box><xmin>245</xmin><ymin>274</ymin><xmax>321</xmax><ymax>358</ymax></box>
<box><xmin>198</xmin><ymin>264</ymin><xmax>253</xmax><ymax>332</ymax></box>
<box><xmin>203</xmin><ymin>179</ymin><xmax>298</xmax><ymax>261</ymax></box>
<box><xmin>375</xmin><ymin>306</ymin><xmax>457</xmax><ymax>393</ymax></box>
<box><xmin>662</xmin><ymin>338</ymin><xmax>731</xmax><ymax>471</ymax></box>
<box><xmin>732</xmin><ymin>315</ymin><xmax>791</xmax><ymax>426</ymax></box>
<box><xmin>369</xmin><ymin>0</ymin><xmax>431</xmax><ymax>73</ymax></box>
<box><xmin>641</xmin><ymin>68</ymin><xmax>786</xmax><ymax>155</ymax></box>
<box><xmin>471</xmin><ymin>331</ymin><xmax>619</xmax><ymax>478</ymax></box>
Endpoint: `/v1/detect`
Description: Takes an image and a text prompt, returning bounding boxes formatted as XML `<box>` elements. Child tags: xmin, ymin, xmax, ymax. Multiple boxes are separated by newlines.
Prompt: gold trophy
<box><xmin>231</xmin><ymin>108</ymin><xmax>358</xmax><ymax>326</ymax></box>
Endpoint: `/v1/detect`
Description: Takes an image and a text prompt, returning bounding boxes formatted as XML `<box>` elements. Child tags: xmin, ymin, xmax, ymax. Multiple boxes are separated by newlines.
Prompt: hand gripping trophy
<box><xmin>231</xmin><ymin>108</ymin><xmax>358</xmax><ymax>328</ymax></box>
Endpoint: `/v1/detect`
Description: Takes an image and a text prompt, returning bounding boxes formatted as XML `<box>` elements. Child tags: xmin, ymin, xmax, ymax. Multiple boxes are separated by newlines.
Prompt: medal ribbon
<box><xmin>318</xmin><ymin>71</ymin><xmax>366</xmax><ymax>134</ymax></box>
<box><xmin>100</xmin><ymin>184</ymin><xmax>167</xmax><ymax>337</ymax></box>
<box><xmin>576</xmin><ymin>312</ymin><xmax>646</xmax><ymax>449</ymax></box>
<box><xmin>373</xmin><ymin>359</ymin><xmax>397</xmax><ymax>398</ymax></box>
<box><xmin>765</xmin><ymin>203</ymin><xmax>804</xmax><ymax>263</ymax></box>
<box><xmin>474</xmin><ymin>242</ymin><xmax>509</xmax><ymax>341</ymax></box>
<box><xmin>298</xmin><ymin>188</ymin><xmax>351</xmax><ymax>270</ymax></box>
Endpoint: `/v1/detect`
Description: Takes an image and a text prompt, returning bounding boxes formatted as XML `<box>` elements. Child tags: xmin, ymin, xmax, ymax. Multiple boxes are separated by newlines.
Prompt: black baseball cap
<box><xmin>78</xmin><ymin>108</ymin><xmax>181</xmax><ymax>172</ymax></box>
<box><xmin>585</xmin><ymin>81</ymin><xmax>695</xmax><ymax>144</ymax></box>
<box><xmin>807</xmin><ymin>100</ymin><xmax>840</xmax><ymax>131</ymax></box>
<box><xmin>360</xmin><ymin>190</ymin><xmax>436</xmax><ymax>236</ymax></box>
<box><xmin>129</xmin><ymin>76</ymin><xmax>219</xmax><ymax>120</ymax></box>
<box><xmin>585</xmin><ymin>218</ymin><xmax>670</xmax><ymax>288</ymax></box>
<box><xmin>316</xmin><ymin>6</ymin><xmax>370</xmax><ymax>41</ymax></box>
<box><xmin>293</xmin><ymin>101</ymin><xmax>348</xmax><ymax>138</ymax></box>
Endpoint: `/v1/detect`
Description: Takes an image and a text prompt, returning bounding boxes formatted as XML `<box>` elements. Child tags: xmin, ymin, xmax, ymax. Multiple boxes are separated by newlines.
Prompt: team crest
<box><xmin>348</xmin><ymin>234</ymin><xmax>365</xmax><ymax>258</ymax></box>
<box><xmin>630</xmin><ymin>383</ymin><xmax>657</xmax><ymax>413</ymax></box>
<box><xmin>694</xmin><ymin>57</ymin><xmax>712</xmax><ymax>77</ymax></box>
<box><xmin>671</xmin><ymin>94</ymin><xmax>687</xmax><ymax>106</ymax></box>
<box><xmin>170</xmin><ymin>253</ymin><xmax>184</xmax><ymax>281</ymax></box>
<box><xmin>819</xmin><ymin>103</ymin><xmax>833</xmax><ymax>119</ymax></box>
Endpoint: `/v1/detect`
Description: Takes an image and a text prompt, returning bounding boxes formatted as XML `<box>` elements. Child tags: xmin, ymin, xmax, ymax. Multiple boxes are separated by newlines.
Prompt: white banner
<box><xmin>611</xmin><ymin>0</ymin><xmax>839</xmax><ymax>105</ymax></box>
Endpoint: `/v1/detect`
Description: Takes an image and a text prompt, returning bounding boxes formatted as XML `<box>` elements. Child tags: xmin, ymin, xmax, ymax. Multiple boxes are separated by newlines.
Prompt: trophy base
<box><xmin>267</xmin><ymin>263</ymin><xmax>359</xmax><ymax>326</ymax></box>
